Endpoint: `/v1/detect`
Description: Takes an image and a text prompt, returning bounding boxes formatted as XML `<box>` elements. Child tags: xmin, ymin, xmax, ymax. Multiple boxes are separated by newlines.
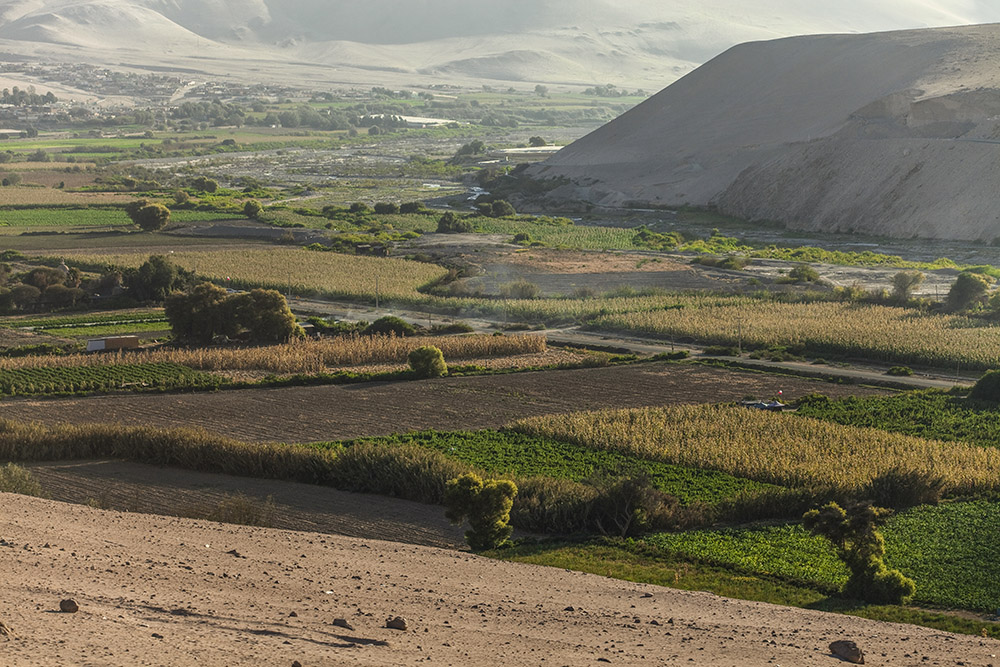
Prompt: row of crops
<box><xmin>0</xmin><ymin>362</ymin><xmax>224</xmax><ymax>395</ymax></box>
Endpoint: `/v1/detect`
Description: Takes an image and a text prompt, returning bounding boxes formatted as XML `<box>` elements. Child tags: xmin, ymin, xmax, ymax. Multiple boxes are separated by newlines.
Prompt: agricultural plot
<box><xmin>0</xmin><ymin>207</ymin><xmax>244</xmax><ymax>228</ymax></box>
<box><xmin>335</xmin><ymin>430</ymin><xmax>776</xmax><ymax>504</ymax></box>
<box><xmin>645</xmin><ymin>501</ymin><xmax>1000</xmax><ymax>611</ymax></box>
<box><xmin>69</xmin><ymin>248</ymin><xmax>448</xmax><ymax>301</ymax></box>
<box><xmin>795</xmin><ymin>391</ymin><xmax>1000</xmax><ymax>447</ymax></box>
<box><xmin>474</xmin><ymin>218</ymin><xmax>638</xmax><ymax>250</ymax></box>
<box><xmin>0</xmin><ymin>334</ymin><xmax>545</xmax><ymax>374</ymax></box>
<box><xmin>513</xmin><ymin>404</ymin><xmax>1000</xmax><ymax>495</ymax></box>
<box><xmin>0</xmin><ymin>362</ymin><xmax>222</xmax><ymax>396</ymax></box>
<box><xmin>591</xmin><ymin>299</ymin><xmax>1000</xmax><ymax>369</ymax></box>
<box><xmin>0</xmin><ymin>310</ymin><xmax>165</xmax><ymax>329</ymax></box>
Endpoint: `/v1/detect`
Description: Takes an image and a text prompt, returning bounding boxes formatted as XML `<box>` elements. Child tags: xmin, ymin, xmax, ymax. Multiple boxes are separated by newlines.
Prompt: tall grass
<box><xmin>512</xmin><ymin>405</ymin><xmax>1000</xmax><ymax>496</ymax></box>
<box><xmin>0</xmin><ymin>334</ymin><xmax>546</xmax><ymax>374</ymax></box>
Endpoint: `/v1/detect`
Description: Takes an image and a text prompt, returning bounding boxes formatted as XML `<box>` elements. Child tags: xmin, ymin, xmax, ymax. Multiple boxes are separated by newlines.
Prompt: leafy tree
<box><xmin>124</xmin><ymin>255</ymin><xmax>192</xmax><ymax>303</ymax></box>
<box><xmin>23</xmin><ymin>267</ymin><xmax>65</xmax><ymax>290</ymax></box>
<box><xmin>408</xmin><ymin>345</ymin><xmax>447</xmax><ymax>378</ymax></box>
<box><xmin>167</xmin><ymin>283</ymin><xmax>302</xmax><ymax>343</ymax></box>
<box><xmin>787</xmin><ymin>264</ymin><xmax>820</xmax><ymax>283</ymax></box>
<box><xmin>803</xmin><ymin>502</ymin><xmax>915</xmax><ymax>604</ymax></box>
<box><xmin>124</xmin><ymin>200</ymin><xmax>171</xmax><ymax>231</ymax></box>
<box><xmin>399</xmin><ymin>202</ymin><xmax>425</xmax><ymax>214</ymax></box>
<box><xmin>890</xmin><ymin>270</ymin><xmax>924</xmax><ymax>303</ymax></box>
<box><xmin>9</xmin><ymin>284</ymin><xmax>40</xmax><ymax>311</ymax></box>
<box><xmin>490</xmin><ymin>200</ymin><xmax>516</xmax><ymax>218</ymax></box>
<box><xmin>229</xmin><ymin>288</ymin><xmax>302</xmax><ymax>342</ymax></box>
<box><xmin>191</xmin><ymin>176</ymin><xmax>218</xmax><ymax>193</ymax></box>
<box><xmin>243</xmin><ymin>200</ymin><xmax>263</xmax><ymax>219</ymax></box>
<box><xmin>349</xmin><ymin>202</ymin><xmax>372</xmax><ymax>215</ymax></box>
<box><xmin>373</xmin><ymin>202</ymin><xmax>400</xmax><ymax>214</ymax></box>
<box><xmin>528</xmin><ymin>136</ymin><xmax>547</xmax><ymax>147</ymax></box>
<box><xmin>534</xmin><ymin>84</ymin><xmax>549</xmax><ymax>97</ymax></box>
<box><xmin>437</xmin><ymin>211</ymin><xmax>474</xmax><ymax>233</ymax></box>
<box><xmin>945</xmin><ymin>271</ymin><xmax>991</xmax><ymax>312</ymax></box>
<box><xmin>165</xmin><ymin>282</ymin><xmax>235</xmax><ymax>343</ymax></box>
<box><xmin>970</xmin><ymin>369</ymin><xmax>1000</xmax><ymax>402</ymax></box>
<box><xmin>444</xmin><ymin>473</ymin><xmax>517</xmax><ymax>550</ymax></box>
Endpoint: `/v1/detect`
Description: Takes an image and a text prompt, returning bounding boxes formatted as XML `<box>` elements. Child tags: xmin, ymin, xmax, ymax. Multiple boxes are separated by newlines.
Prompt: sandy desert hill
<box><xmin>2</xmin><ymin>492</ymin><xmax>998</xmax><ymax>666</ymax></box>
<box><xmin>528</xmin><ymin>23</ymin><xmax>1000</xmax><ymax>241</ymax></box>
<box><xmin>0</xmin><ymin>0</ymin><xmax>999</xmax><ymax>89</ymax></box>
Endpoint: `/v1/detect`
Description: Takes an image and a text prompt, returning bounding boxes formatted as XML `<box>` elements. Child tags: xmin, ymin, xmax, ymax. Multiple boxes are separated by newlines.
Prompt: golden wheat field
<box><xmin>513</xmin><ymin>404</ymin><xmax>1000</xmax><ymax>494</ymax></box>
<box><xmin>592</xmin><ymin>300</ymin><xmax>1000</xmax><ymax>367</ymax></box>
<box><xmin>0</xmin><ymin>334</ymin><xmax>546</xmax><ymax>374</ymax></box>
<box><xmin>70</xmin><ymin>248</ymin><xmax>449</xmax><ymax>301</ymax></box>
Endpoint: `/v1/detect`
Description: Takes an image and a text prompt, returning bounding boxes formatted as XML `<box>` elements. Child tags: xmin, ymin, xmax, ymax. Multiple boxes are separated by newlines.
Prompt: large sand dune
<box><xmin>1</xmin><ymin>1</ymin><xmax>1000</xmax><ymax>89</ymax></box>
<box><xmin>2</xmin><ymin>493</ymin><xmax>998</xmax><ymax>665</ymax></box>
<box><xmin>528</xmin><ymin>23</ymin><xmax>1000</xmax><ymax>241</ymax></box>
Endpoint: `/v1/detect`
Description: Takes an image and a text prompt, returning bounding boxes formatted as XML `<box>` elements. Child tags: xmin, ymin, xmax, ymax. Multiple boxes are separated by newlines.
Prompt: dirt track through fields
<box><xmin>3</xmin><ymin>363</ymin><xmax>885</xmax><ymax>443</ymax></box>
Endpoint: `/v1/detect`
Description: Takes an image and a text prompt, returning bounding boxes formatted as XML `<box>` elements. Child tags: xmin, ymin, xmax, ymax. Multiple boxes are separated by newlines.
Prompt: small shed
<box><xmin>86</xmin><ymin>336</ymin><xmax>141</xmax><ymax>353</ymax></box>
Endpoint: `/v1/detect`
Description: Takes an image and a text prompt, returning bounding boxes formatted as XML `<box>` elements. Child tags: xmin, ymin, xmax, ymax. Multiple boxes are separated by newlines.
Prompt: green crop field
<box><xmin>795</xmin><ymin>391</ymin><xmax>1000</xmax><ymax>448</ymax></box>
<box><xmin>644</xmin><ymin>501</ymin><xmax>1000</xmax><ymax>611</ymax></box>
<box><xmin>0</xmin><ymin>362</ymin><xmax>222</xmax><ymax>395</ymax></box>
<box><xmin>333</xmin><ymin>430</ymin><xmax>776</xmax><ymax>504</ymax></box>
<box><xmin>0</xmin><ymin>207</ymin><xmax>244</xmax><ymax>228</ymax></box>
<box><xmin>0</xmin><ymin>310</ymin><xmax>165</xmax><ymax>329</ymax></box>
<box><xmin>42</xmin><ymin>321</ymin><xmax>170</xmax><ymax>338</ymax></box>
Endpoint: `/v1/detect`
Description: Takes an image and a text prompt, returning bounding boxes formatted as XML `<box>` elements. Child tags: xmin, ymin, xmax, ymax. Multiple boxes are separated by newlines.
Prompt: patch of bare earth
<box><xmin>1</xmin><ymin>493</ymin><xmax>996</xmax><ymax>666</ymax></box>
<box><xmin>1</xmin><ymin>363</ymin><xmax>886</xmax><ymax>443</ymax></box>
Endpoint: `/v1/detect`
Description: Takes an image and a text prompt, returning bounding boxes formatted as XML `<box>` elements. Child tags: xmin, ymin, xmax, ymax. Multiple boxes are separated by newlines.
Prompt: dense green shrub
<box><xmin>437</xmin><ymin>211</ymin><xmax>474</xmax><ymax>233</ymax></box>
<box><xmin>363</xmin><ymin>316</ymin><xmax>416</xmax><ymax>337</ymax></box>
<box><xmin>803</xmin><ymin>502</ymin><xmax>915</xmax><ymax>604</ymax></box>
<box><xmin>970</xmin><ymin>370</ymin><xmax>1000</xmax><ymax>402</ymax></box>
<box><xmin>864</xmin><ymin>467</ymin><xmax>944</xmax><ymax>509</ymax></box>
<box><xmin>0</xmin><ymin>463</ymin><xmax>44</xmax><ymax>496</ymax></box>
<box><xmin>445</xmin><ymin>472</ymin><xmax>518</xmax><ymax>550</ymax></box>
<box><xmin>886</xmin><ymin>366</ymin><xmax>914</xmax><ymax>376</ymax></box>
<box><xmin>408</xmin><ymin>345</ymin><xmax>447</xmax><ymax>378</ymax></box>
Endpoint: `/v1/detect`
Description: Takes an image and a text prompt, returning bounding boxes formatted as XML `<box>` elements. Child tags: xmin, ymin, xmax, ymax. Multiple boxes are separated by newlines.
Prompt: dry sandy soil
<box><xmin>1</xmin><ymin>493</ymin><xmax>997</xmax><ymax>666</ymax></box>
<box><xmin>0</xmin><ymin>363</ymin><xmax>885</xmax><ymax>443</ymax></box>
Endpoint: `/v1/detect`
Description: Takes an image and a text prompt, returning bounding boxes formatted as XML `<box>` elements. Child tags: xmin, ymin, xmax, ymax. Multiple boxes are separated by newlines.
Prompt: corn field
<box><xmin>512</xmin><ymin>404</ymin><xmax>1000</xmax><ymax>495</ymax></box>
<box><xmin>592</xmin><ymin>300</ymin><xmax>1000</xmax><ymax>368</ymax></box>
<box><xmin>70</xmin><ymin>248</ymin><xmax>449</xmax><ymax>301</ymax></box>
<box><xmin>0</xmin><ymin>334</ymin><xmax>546</xmax><ymax>374</ymax></box>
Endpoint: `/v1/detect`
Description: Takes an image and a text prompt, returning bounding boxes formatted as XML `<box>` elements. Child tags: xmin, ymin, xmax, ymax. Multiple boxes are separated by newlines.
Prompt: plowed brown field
<box><xmin>3</xmin><ymin>363</ymin><xmax>884</xmax><ymax>443</ymax></box>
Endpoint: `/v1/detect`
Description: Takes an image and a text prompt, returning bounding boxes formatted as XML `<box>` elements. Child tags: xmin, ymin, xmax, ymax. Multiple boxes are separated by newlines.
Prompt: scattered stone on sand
<box><xmin>332</xmin><ymin>618</ymin><xmax>354</xmax><ymax>630</ymax></box>
<box><xmin>0</xmin><ymin>620</ymin><xmax>14</xmax><ymax>638</ymax></box>
<box><xmin>59</xmin><ymin>599</ymin><xmax>79</xmax><ymax>613</ymax></box>
<box><xmin>830</xmin><ymin>639</ymin><xmax>865</xmax><ymax>664</ymax></box>
<box><xmin>291</xmin><ymin>661</ymin><xmax>302</xmax><ymax>667</ymax></box>
<box><xmin>385</xmin><ymin>616</ymin><xmax>408</xmax><ymax>631</ymax></box>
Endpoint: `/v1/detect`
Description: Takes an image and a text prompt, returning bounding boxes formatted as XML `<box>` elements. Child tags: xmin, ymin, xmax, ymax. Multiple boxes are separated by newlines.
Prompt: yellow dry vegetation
<box><xmin>0</xmin><ymin>334</ymin><xmax>545</xmax><ymax>374</ymax></box>
<box><xmin>594</xmin><ymin>300</ymin><xmax>1000</xmax><ymax>367</ymax></box>
<box><xmin>513</xmin><ymin>404</ymin><xmax>1000</xmax><ymax>494</ymax></box>
<box><xmin>74</xmin><ymin>248</ymin><xmax>448</xmax><ymax>301</ymax></box>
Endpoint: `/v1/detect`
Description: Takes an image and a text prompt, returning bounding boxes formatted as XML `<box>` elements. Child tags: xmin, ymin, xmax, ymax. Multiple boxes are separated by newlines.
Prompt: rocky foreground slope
<box><xmin>0</xmin><ymin>493</ymin><xmax>997</xmax><ymax>665</ymax></box>
<box><xmin>528</xmin><ymin>24</ymin><xmax>1000</xmax><ymax>241</ymax></box>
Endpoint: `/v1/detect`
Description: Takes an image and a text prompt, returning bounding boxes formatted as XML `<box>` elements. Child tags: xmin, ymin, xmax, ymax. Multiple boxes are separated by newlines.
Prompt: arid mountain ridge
<box><xmin>529</xmin><ymin>23</ymin><xmax>1000</xmax><ymax>241</ymax></box>
<box><xmin>0</xmin><ymin>1</ymin><xmax>998</xmax><ymax>89</ymax></box>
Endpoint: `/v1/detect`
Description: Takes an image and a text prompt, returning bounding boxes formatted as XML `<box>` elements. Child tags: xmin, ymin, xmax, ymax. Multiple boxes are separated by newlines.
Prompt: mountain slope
<box><xmin>528</xmin><ymin>23</ymin><xmax>1000</xmax><ymax>241</ymax></box>
<box><xmin>0</xmin><ymin>1</ymin><xmax>999</xmax><ymax>88</ymax></box>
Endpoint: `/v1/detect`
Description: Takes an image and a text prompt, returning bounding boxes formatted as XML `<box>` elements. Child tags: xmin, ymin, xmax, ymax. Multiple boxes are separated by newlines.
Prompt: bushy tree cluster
<box><xmin>165</xmin><ymin>283</ymin><xmax>302</xmax><ymax>343</ymax></box>
<box><xmin>408</xmin><ymin>345</ymin><xmax>447</xmax><ymax>378</ymax></box>
<box><xmin>803</xmin><ymin>502</ymin><xmax>915</xmax><ymax>604</ymax></box>
<box><xmin>124</xmin><ymin>199</ymin><xmax>171</xmax><ymax>231</ymax></box>
<box><xmin>124</xmin><ymin>255</ymin><xmax>193</xmax><ymax>303</ymax></box>
<box><xmin>444</xmin><ymin>473</ymin><xmax>517</xmax><ymax>550</ymax></box>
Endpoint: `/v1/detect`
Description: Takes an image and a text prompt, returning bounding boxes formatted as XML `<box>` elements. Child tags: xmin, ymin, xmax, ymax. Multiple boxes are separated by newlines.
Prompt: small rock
<box><xmin>830</xmin><ymin>640</ymin><xmax>865</xmax><ymax>664</ymax></box>
<box><xmin>151</xmin><ymin>633</ymin><xmax>163</xmax><ymax>639</ymax></box>
<box><xmin>385</xmin><ymin>616</ymin><xmax>408</xmax><ymax>631</ymax></box>
<box><xmin>0</xmin><ymin>620</ymin><xmax>15</xmax><ymax>638</ymax></box>
<box><xmin>332</xmin><ymin>618</ymin><xmax>354</xmax><ymax>630</ymax></box>
<box><xmin>59</xmin><ymin>599</ymin><xmax>79</xmax><ymax>613</ymax></box>
<box><xmin>292</xmin><ymin>662</ymin><xmax>302</xmax><ymax>667</ymax></box>
<box><xmin>288</xmin><ymin>611</ymin><xmax>298</xmax><ymax>618</ymax></box>
<box><xmin>564</xmin><ymin>606</ymin><xmax>576</xmax><ymax>612</ymax></box>
<box><xmin>641</xmin><ymin>593</ymin><xmax>653</xmax><ymax>598</ymax></box>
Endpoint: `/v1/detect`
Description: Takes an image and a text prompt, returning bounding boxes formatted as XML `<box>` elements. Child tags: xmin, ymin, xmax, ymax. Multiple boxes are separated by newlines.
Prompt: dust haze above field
<box><xmin>527</xmin><ymin>22</ymin><xmax>1000</xmax><ymax>242</ymax></box>
<box><xmin>1</xmin><ymin>1</ymin><xmax>1000</xmax><ymax>89</ymax></box>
